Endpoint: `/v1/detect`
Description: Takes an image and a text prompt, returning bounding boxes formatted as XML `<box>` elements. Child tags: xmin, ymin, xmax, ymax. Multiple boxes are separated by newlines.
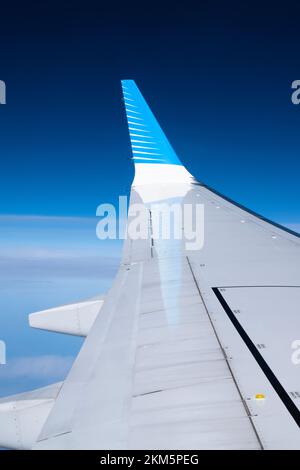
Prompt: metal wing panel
<box><xmin>183</xmin><ymin>184</ymin><xmax>300</xmax><ymax>449</ymax></box>
<box><xmin>32</xmin><ymin>185</ymin><xmax>262</xmax><ymax>449</ymax></box>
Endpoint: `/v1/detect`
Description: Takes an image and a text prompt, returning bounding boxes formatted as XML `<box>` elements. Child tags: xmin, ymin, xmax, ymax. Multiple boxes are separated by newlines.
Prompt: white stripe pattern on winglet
<box><xmin>132</xmin><ymin>156</ymin><xmax>167</xmax><ymax>162</ymax></box>
<box><xmin>129</xmin><ymin>133</ymin><xmax>153</xmax><ymax>138</ymax></box>
<box><xmin>131</xmin><ymin>139</ymin><xmax>156</xmax><ymax>143</ymax></box>
<box><xmin>128</xmin><ymin>121</ymin><xmax>146</xmax><ymax>127</ymax></box>
<box><xmin>132</xmin><ymin>145</ymin><xmax>159</xmax><ymax>150</ymax></box>
<box><xmin>126</xmin><ymin>115</ymin><xmax>143</xmax><ymax>121</ymax></box>
<box><xmin>125</xmin><ymin>109</ymin><xmax>141</xmax><ymax>115</ymax></box>
<box><xmin>129</xmin><ymin>128</ymin><xmax>151</xmax><ymax>132</ymax></box>
<box><xmin>132</xmin><ymin>150</ymin><xmax>162</xmax><ymax>155</ymax></box>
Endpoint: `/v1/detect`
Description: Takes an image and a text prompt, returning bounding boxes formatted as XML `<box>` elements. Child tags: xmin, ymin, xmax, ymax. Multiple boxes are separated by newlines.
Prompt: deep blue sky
<box><xmin>0</xmin><ymin>0</ymin><xmax>300</xmax><ymax>221</ymax></box>
<box><xmin>0</xmin><ymin>1</ymin><xmax>300</xmax><ymax>398</ymax></box>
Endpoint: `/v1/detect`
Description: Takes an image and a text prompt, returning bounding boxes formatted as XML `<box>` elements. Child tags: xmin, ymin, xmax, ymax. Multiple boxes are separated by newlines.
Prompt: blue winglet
<box><xmin>121</xmin><ymin>80</ymin><xmax>183</xmax><ymax>166</ymax></box>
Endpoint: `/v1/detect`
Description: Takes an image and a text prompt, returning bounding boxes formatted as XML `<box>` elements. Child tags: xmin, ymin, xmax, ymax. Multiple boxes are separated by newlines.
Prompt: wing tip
<box><xmin>121</xmin><ymin>79</ymin><xmax>135</xmax><ymax>87</ymax></box>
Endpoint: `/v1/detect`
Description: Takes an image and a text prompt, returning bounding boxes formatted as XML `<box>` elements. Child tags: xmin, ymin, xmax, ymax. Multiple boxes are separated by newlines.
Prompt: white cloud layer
<box><xmin>0</xmin><ymin>355</ymin><xmax>74</xmax><ymax>380</ymax></box>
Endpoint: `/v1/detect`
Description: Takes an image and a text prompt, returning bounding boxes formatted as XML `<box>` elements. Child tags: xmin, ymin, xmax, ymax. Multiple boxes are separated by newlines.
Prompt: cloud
<box><xmin>0</xmin><ymin>214</ymin><xmax>97</xmax><ymax>224</ymax></box>
<box><xmin>0</xmin><ymin>215</ymin><xmax>119</xmax><ymax>398</ymax></box>
<box><xmin>0</xmin><ymin>213</ymin><xmax>122</xmax><ymax>281</ymax></box>
<box><xmin>0</xmin><ymin>355</ymin><xmax>74</xmax><ymax>380</ymax></box>
<box><xmin>0</xmin><ymin>253</ymin><xmax>119</xmax><ymax>280</ymax></box>
<box><xmin>0</xmin><ymin>355</ymin><xmax>76</xmax><ymax>398</ymax></box>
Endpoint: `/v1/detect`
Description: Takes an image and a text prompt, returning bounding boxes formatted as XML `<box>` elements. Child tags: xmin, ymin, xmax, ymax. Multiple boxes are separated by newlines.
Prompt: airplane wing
<box><xmin>2</xmin><ymin>80</ymin><xmax>300</xmax><ymax>450</ymax></box>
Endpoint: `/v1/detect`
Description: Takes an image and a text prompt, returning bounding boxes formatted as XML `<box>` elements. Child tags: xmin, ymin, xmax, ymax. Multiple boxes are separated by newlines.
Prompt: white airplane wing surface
<box><xmin>2</xmin><ymin>80</ymin><xmax>300</xmax><ymax>450</ymax></box>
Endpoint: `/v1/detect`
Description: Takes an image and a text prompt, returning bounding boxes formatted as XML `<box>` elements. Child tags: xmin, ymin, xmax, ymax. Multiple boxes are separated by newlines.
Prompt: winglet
<box><xmin>121</xmin><ymin>80</ymin><xmax>193</xmax><ymax>185</ymax></box>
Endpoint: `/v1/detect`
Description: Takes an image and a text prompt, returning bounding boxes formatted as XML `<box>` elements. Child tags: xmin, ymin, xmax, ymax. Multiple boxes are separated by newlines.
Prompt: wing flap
<box><xmin>0</xmin><ymin>383</ymin><xmax>62</xmax><ymax>450</ymax></box>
